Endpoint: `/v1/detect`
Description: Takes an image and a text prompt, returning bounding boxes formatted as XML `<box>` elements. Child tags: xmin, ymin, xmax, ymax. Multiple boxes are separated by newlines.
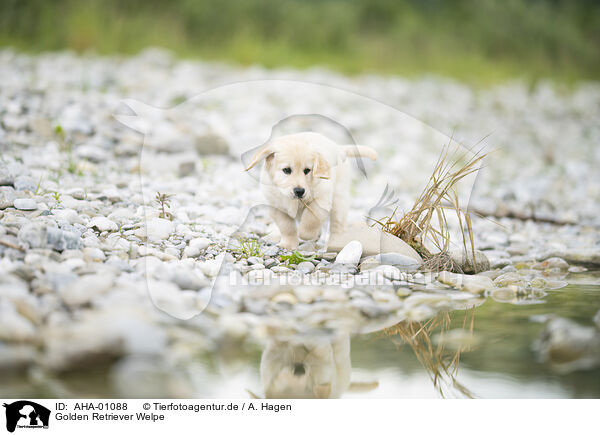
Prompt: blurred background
<box><xmin>1</xmin><ymin>0</ymin><xmax>599</xmax><ymax>84</ymax></box>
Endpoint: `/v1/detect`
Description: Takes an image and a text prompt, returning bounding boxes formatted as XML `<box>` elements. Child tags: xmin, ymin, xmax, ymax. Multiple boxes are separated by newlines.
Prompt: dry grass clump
<box><xmin>377</xmin><ymin>140</ymin><xmax>488</xmax><ymax>268</ymax></box>
<box><xmin>421</xmin><ymin>252</ymin><xmax>463</xmax><ymax>273</ymax></box>
<box><xmin>383</xmin><ymin>310</ymin><xmax>476</xmax><ymax>398</ymax></box>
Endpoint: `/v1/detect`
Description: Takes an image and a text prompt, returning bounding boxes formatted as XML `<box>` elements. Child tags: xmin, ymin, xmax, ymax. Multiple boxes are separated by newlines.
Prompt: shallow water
<box><xmin>3</xmin><ymin>272</ymin><xmax>599</xmax><ymax>399</ymax></box>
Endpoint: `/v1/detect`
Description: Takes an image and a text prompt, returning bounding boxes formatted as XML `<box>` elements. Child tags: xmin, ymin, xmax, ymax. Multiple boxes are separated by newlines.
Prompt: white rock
<box><xmin>296</xmin><ymin>261</ymin><xmax>315</xmax><ymax>274</ymax></box>
<box><xmin>135</xmin><ymin>217</ymin><xmax>174</xmax><ymax>241</ymax></box>
<box><xmin>53</xmin><ymin>208</ymin><xmax>84</xmax><ymax>224</ymax></box>
<box><xmin>334</xmin><ymin>240</ymin><xmax>363</xmax><ymax>266</ymax></box>
<box><xmin>59</xmin><ymin>273</ymin><xmax>115</xmax><ymax>307</ymax></box>
<box><xmin>147</xmin><ymin>281</ymin><xmax>203</xmax><ymax>320</ymax></box>
<box><xmin>328</xmin><ymin>222</ymin><xmax>422</xmax><ymax>262</ymax></box>
<box><xmin>373</xmin><ymin>265</ymin><xmax>402</xmax><ymax>280</ymax></box>
<box><xmin>183</xmin><ymin>237</ymin><xmax>211</xmax><ymax>257</ymax></box>
<box><xmin>293</xmin><ymin>286</ymin><xmax>322</xmax><ymax>303</ymax></box>
<box><xmin>13</xmin><ymin>198</ymin><xmax>37</xmax><ymax>210</ymax></box>
<box><xmin>83</xmin><ymin>247</ymin><xmax>106</xmax><ymax>262</ymax></box>
<box><xmin>88</xmin><ymin>216</ymin><xmax>118</xmax><ymax>232</ymax></box>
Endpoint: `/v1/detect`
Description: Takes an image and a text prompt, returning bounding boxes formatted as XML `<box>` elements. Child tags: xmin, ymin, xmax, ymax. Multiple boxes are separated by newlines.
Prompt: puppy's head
<box><xmin>245</xmin><ymin>141</ymin><xmax>330</xmax><ymax>201</ymax></box>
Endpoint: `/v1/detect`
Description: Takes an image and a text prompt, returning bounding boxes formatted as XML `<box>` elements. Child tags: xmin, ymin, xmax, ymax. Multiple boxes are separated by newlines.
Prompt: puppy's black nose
<box><xmin>293</xmin><ymin>363</ymin><xmax>306</xmax><ymax>376</ymax></box>
<box><xmin>293</xmin><ymin>187</ymin><xmax>305</xmax><ymax>198</ymax></box>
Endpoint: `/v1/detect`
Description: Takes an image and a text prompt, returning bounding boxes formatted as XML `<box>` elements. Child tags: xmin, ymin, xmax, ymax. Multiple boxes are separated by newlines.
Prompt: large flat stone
<box><xmin>327</xmin><ymin>223</ymin><xmax>422</xmax><ymax>262</ymax></box>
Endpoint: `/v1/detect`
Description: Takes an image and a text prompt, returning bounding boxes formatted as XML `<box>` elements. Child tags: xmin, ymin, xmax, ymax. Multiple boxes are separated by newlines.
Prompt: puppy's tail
<box><xmin>342</xmin><ymin>145</ymin><xmax>378</xmax><ymax>161</ymax></box>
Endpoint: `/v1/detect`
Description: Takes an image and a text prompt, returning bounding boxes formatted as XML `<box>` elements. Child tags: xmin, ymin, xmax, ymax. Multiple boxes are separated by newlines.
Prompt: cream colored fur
<box><xmin>245</xmin><ymin>132</ymin><xmax>377</xmax><ymax>250</ymax></box>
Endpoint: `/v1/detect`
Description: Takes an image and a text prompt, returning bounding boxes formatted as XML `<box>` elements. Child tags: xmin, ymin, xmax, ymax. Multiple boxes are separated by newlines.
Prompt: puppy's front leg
<box><xmin>270</xmin><ymin>208</ymin><xmax>298</xmax><ymax>250</ymax></box>
<box><xmin>298</xmin><ymin>203</ymin><xmax>327</xmax><ymax>241</ymax></box>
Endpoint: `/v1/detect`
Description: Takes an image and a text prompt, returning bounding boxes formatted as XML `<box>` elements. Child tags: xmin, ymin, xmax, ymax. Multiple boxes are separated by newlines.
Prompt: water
<box><xmin>2</xmin><ymin>273</ymin><xmax>599</xmax><ymax>399</ymax></box>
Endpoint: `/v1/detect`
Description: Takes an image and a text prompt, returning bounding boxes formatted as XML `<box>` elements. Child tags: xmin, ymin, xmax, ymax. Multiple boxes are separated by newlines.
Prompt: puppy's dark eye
<box><xmin>282</xmin><ymin>167</ymin><xmax>292</xmax><ymax>174</ymax></box>
<box><xmin>303</xmin><ymin>168</ymin><xmax>311</xmax><ymax>175</ymax></box>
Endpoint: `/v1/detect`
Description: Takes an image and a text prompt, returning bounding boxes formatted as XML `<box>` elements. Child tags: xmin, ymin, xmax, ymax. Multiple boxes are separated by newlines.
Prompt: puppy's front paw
<box><xmin>279</xmin><ymin>237</ymin><xmax>299</xmax><ymax>251</ymax></box>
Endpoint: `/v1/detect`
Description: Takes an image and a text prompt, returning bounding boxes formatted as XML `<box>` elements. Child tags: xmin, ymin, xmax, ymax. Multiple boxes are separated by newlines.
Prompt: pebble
<box><xmin>437</xmin><ymin>271</ymin><xmax>494</xmax><ymax>294</ymax></box>
<box><xmin>296</xmin><ymin>261</ymin><xmax>315</xmax><ymax>274</ymax></box>
<box><xmin>183</xmin><ymin>237</ymin><xmax>211</xmax><ymax>257</ymax></box>
<box><xmin>374</xmin><ymin>265</ymin><xmax>402</xmax><ymax>281</ymax></box>
<box><xmin>334</xmin><ymin>240</ymin><xmax>362</xmax><ymax>266</ymax></box>
<box><xmin>247</xmin><ymin>256</ymin><xmax>262</xmax><ymax>265</ymax></box>
<box><xmin>17</xmin><ymin>223</ymin><xmax>47</xmax><ymax>249</ymax></box>
<box><xmin>0</xmin><ymin>186</ymin><xmax>15</xmax><ymax>209</ymax></box>
<box><xmin>13</xmin><ymin>198</ymin><xmax>38</xmax><ymax>210</ymax></box>
<box><xmin>136</xmin><ymin>217</ymin><xmax>175</xmax><ymax>241</ymax></box>
<box><xmin>59</xmin><ymin>273</ymin><xmax>115</xmax><ymax>307</ymax></box>
<box><xmin>376</xmin><ymin>253</ymin><xmax>421</xmax><ymax>268</ymax></box>
<box><xmin>449</xmin><ymin>249</ymin><xmax>490</xmax><ymax>274</ymax></box>
<box><xmin>13</xmin><ymin>176</ymin><xmax>36</xmax><ymax>192</ymax></box>
<box><xmin>271</xmin><ymin>292</ymin><xmax>298</xmax><ymax>305</ymax></box>
<box><xmin>88</xmin><ymin>216</ymin><xmax>118</xmax><ymax>232</ymax></box>
<box><xmin>46</xmin><ymin>227</ymin><xmax>82</xmax><ymax>251</ymax></box>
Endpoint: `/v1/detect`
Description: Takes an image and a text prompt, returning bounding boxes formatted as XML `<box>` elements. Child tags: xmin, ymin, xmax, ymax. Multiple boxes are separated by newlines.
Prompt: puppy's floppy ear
<box><xmin>245</xmin><ymin>146</ymin><xmax>274</xmax><ymax>171</ymax></box>
<box><xmin>313</xmin><ymin>153</ymin><xmax>331</xmax><ymax>179</ymax></box>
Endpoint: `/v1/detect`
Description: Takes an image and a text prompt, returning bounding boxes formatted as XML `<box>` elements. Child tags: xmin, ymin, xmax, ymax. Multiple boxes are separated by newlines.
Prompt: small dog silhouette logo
<box><xmin>3</xmin><ymin>401</ymin><xmax>50</xmax><ymax>432</ymax></box>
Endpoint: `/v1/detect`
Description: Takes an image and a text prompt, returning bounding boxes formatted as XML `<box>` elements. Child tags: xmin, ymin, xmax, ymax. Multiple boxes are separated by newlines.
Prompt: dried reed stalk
<box><xmin>377</xmin><ymin>140</ymin><xmax>487</xmax><ymax>268</ymax></box>
<box><xmin>382</xmin><ymin>310</ymin><xmax>477</xmax><ymax>398</ymax></box>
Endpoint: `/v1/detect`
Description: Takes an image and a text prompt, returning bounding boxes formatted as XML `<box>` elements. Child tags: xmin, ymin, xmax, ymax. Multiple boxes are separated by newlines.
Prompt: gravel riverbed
<box><xmin>1</xmin><ymin>49</ymin><xmax>599</xmax><ymax>397</ymax></box>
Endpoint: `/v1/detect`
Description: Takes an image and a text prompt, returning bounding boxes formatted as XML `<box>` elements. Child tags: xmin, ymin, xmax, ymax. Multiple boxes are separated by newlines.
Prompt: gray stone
<box><xmin>540</xmin><ymin>249</ymin><xmax>600</xmax><ymax>267</ymax></box>
<box><xmin>18</xmin><ymin>223</ymin><xmax>47</xmax><ymax>249</ymax></box>
<box><xmin>46</xmin><ymin>227</ymin><xmax>82</xmax><ymax>251</ymax></box>
<box><xmin>179</xmin><ymin>161</ymin><xmax>196</xmax><ymax>177</ymax></box>
<box><xmin>264</xmin><ymin>258</ymin><xmax>279</xmax><ymax>268</ymax></box>
<box><xmin>376</xmin><ymin>252</ymin><xmax>421</xmax><ymax>269</ymax></box>
<box><xmin>13</xmin><ymin>175</ymin><xmax>36</xmax><ymax>192</ymax></box>
<box><xmin>263</xmin><ymin>246</ymin><xmax>280</xmax><ymax>257</ymax></box>
<box><xmin>0</xmin><ymin>186</ymin><xmax>15</xmax><ymax>209</ymax></box>
<box><xmin>296</xmin><ymin>261</ymin><xmax>315</xmax><ymax>274</ymax></box>
<box><xmin>247</xmin><ymin>256</ymin><xmax>262</xmax><ymax>265</ymax></box>
<box><xmin>75</xmin><ymin>144</ymin><xmax>109</xmax><ymax>162</ymax></box>
<box><xmin>493</xmin><ymin>272</ymin><xmax>526</xmax><ymax>288</ymax></box>
<box><xmin>0</xmin><ymin>164</ymin><xmax>16</xmax><ymax>186</ymax></box>
<box><xmin>535</xmin><ymin>317</ymin><xmax>600</xmax><ymax>374</ymax></box>
<box><xmin>449</xmin><ymin>249</ymin><xmax>490</xmax><ymax>274</ymax></box>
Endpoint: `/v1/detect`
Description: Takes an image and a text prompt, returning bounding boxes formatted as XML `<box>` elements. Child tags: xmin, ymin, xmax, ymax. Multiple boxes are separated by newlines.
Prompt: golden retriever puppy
<box><xmin>260</xmin><ymin>335</ymin><xmax>351</xmax><ymax>399</ymax></box>
<box><xmin>245</xmin><ymin>132</ymin><xmax>377</xmax><ymax>250</ymax></box>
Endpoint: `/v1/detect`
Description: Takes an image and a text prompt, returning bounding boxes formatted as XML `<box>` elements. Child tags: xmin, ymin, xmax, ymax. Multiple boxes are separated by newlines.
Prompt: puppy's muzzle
<box><xmin>293</xmin><ymin>363</ymin><xmax>306</xmax><ymax>376</ymax></box>
<box><xmin>293</xmin><ymin>187</ymin><xmax>305</xmax><ymax>198</ymax></box>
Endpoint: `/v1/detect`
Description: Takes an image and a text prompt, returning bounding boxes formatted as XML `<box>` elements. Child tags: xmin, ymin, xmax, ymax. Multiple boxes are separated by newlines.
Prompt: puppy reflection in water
<box><xmin>256</xmin><ymin>334</ymin><xmax>377</xmax><ymax>399</ymax></box>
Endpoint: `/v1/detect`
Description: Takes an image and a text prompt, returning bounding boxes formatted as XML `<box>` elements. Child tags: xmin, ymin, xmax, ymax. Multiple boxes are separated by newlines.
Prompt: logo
<box><xmin>3</xmin><ymin>401</ymin><xmax>50</xmax><ymax>433</ymax></box>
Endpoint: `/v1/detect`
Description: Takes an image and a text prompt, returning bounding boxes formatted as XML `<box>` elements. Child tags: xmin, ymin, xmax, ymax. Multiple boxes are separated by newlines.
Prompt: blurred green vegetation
<box><xmin>0</xmin><ymin>0</ymin><xmax>599</xmax><ymax>83</ymax></box>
